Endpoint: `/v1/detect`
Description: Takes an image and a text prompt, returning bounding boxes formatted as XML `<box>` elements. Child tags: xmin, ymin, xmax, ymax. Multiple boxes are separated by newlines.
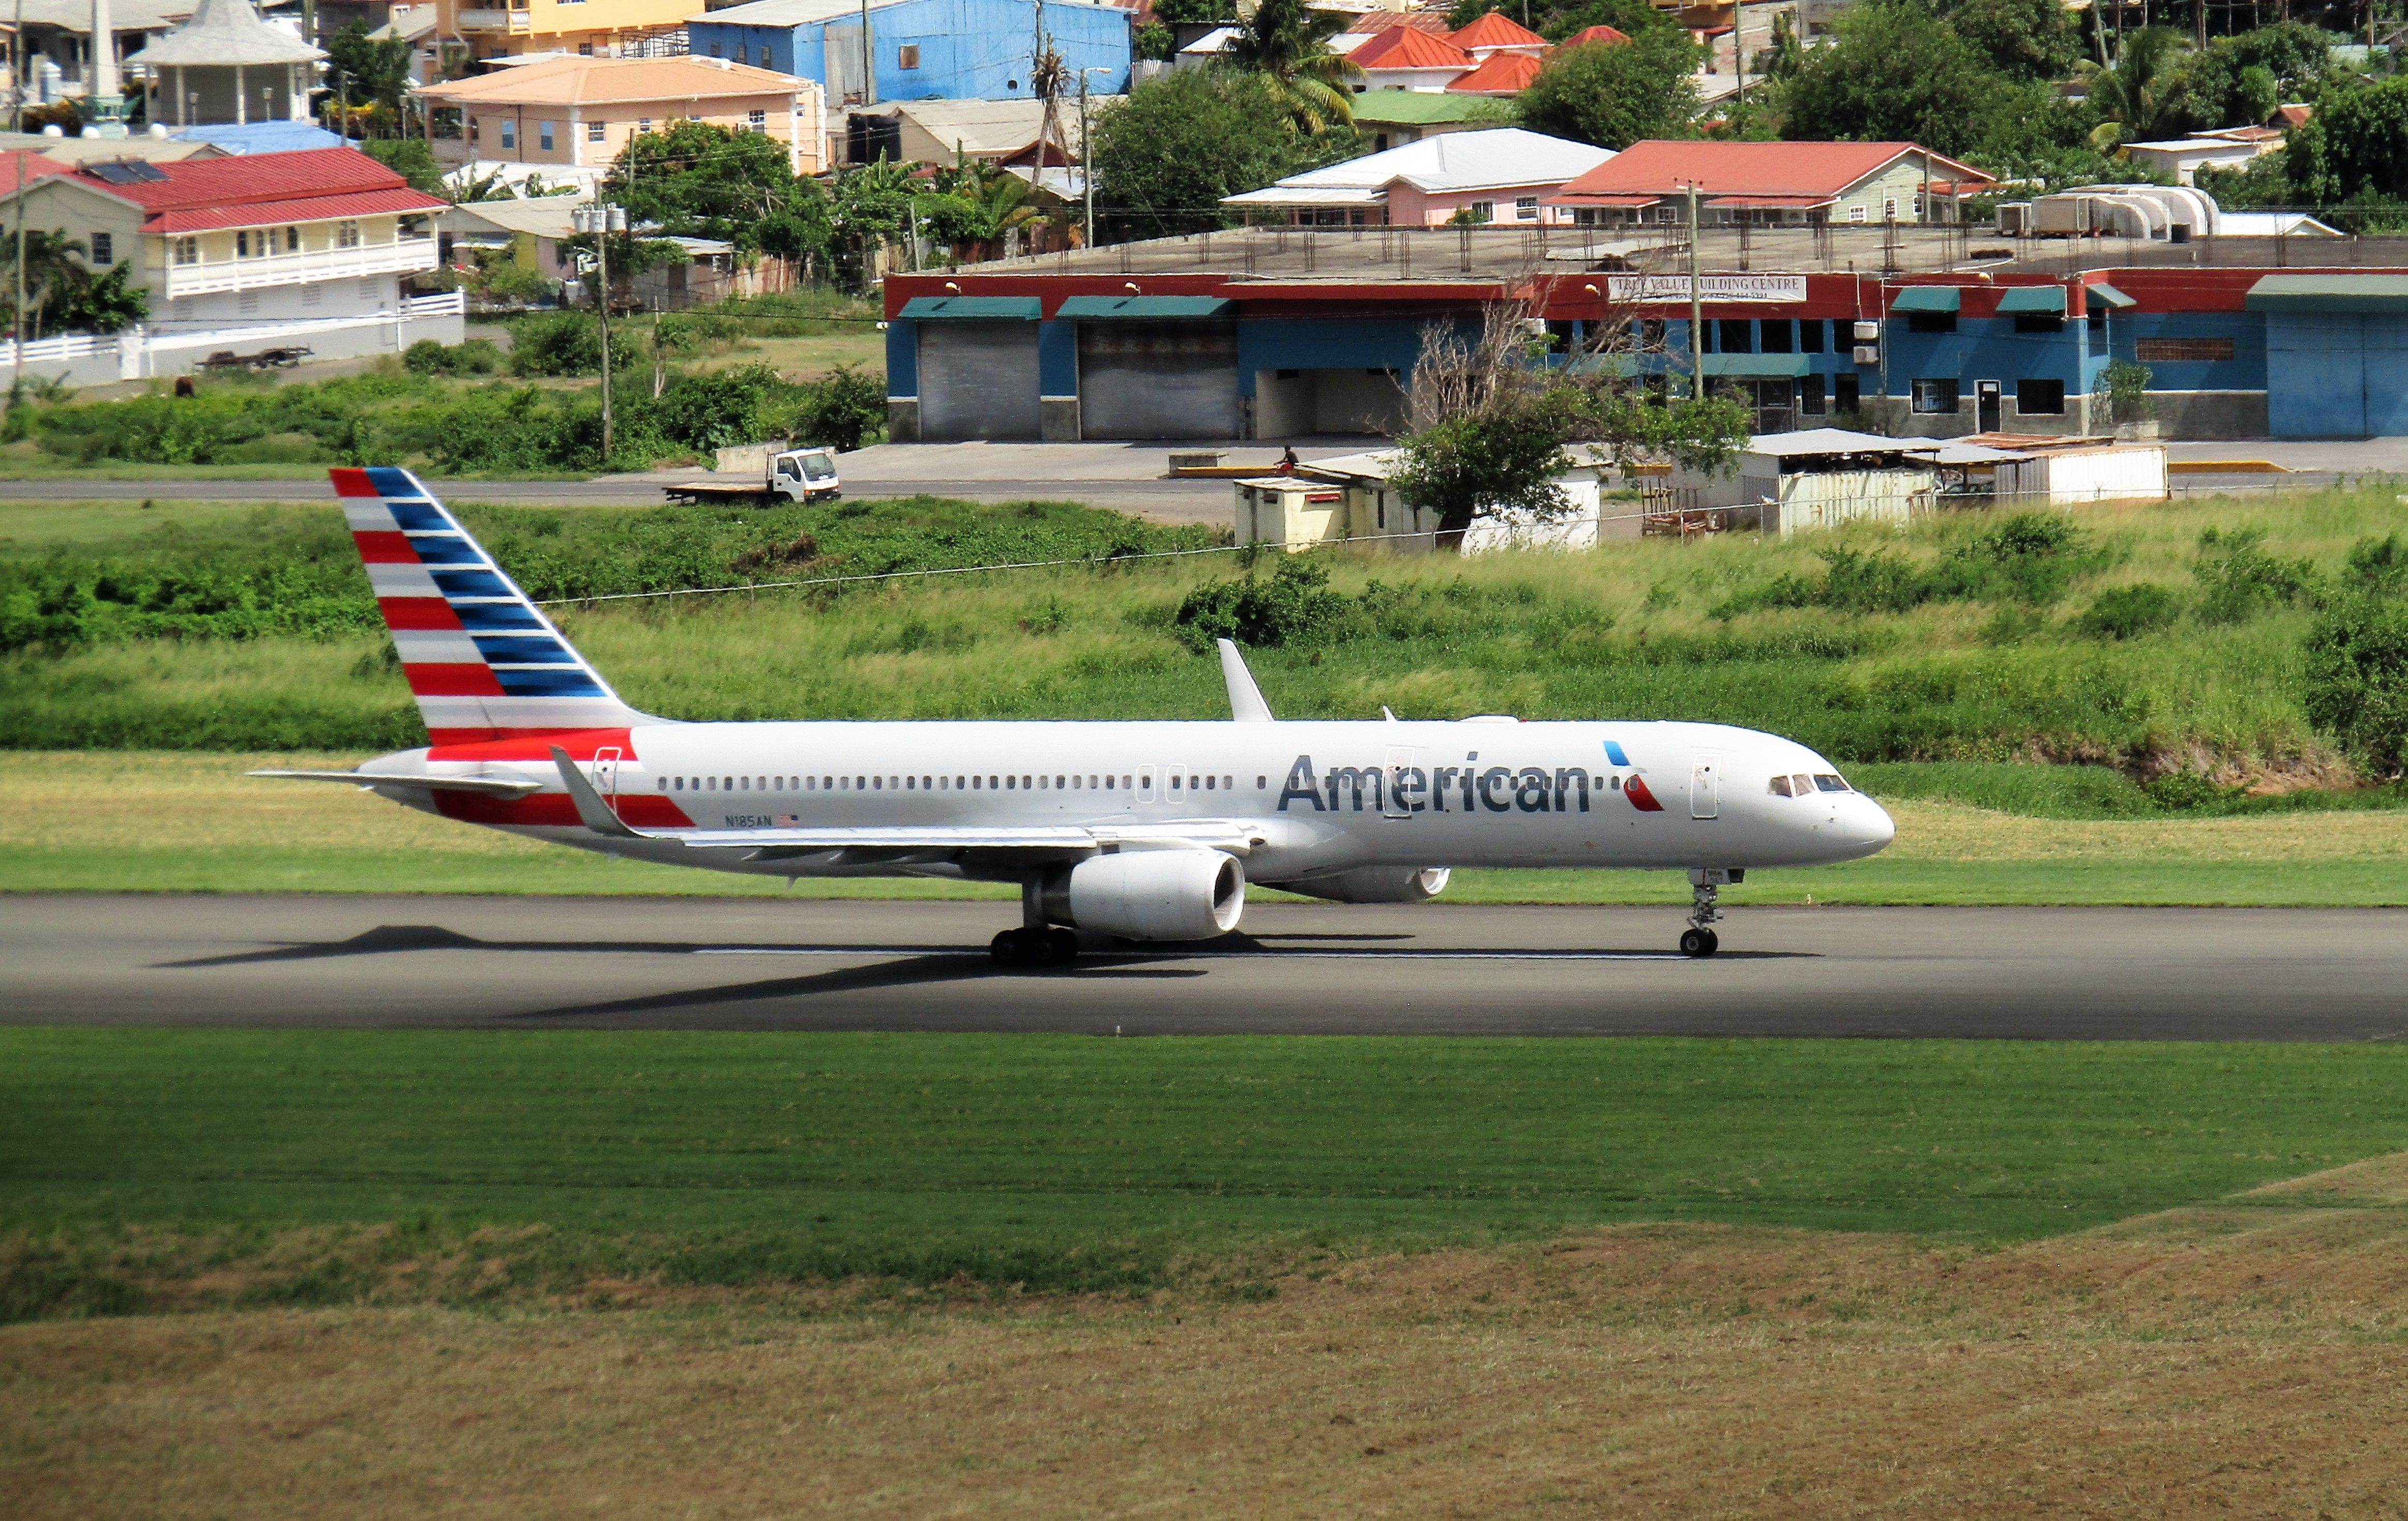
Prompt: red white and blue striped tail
<box><xmin>333</xmin><ymin>466</ymin><xmax>651</xmax><ymax>746</ymax></box>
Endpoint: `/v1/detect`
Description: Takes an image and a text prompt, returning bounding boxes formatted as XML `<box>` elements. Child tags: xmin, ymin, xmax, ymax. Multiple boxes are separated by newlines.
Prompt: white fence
<box><xmin>0</xmin><ymin>291</ymin><xmax>466</xmax><ymax>388</ymax></box>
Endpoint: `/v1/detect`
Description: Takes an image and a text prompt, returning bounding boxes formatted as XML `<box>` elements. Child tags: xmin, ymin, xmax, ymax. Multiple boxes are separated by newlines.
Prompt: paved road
<box><xmin>8</xmin><ymin>895</ymin><xmax>2405</xmax><ymax>1040</ymax></box>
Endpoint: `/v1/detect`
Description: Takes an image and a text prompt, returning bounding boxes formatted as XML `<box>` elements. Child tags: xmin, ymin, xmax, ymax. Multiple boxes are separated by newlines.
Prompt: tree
<box><xmin>613</xmin><ymin>121</ymin><xmax>823</xmax><ymax>260</ymax></box>
<box><xmin>57</xmin><ymin>264</ymin><xmax>146</xmax><ymax>335</ymax></box>
<box><xmin>1089</xmin><ymin>70</ymin><xmax>1349</xmax><ymax>239</ymax></box>
<box><xmin>2081</xmin><ymin>26</ymin><xmax>2190</xmax><ymax>150</ymax></box>
<box><xmin>1391</xmin><ymin>304</ymin><xmax>1746</xmax><ymax>544</ymax></box>
<box><xmin>1450</xmin><ymin>0</ymin><xmax>1668</xmax><ymax>40</ymax></box>
<box><xmin>1133</xmin><ymin>22</ymin><xmax>1175</xmax><ymax>62</ymax></box>
<box><xmin>1778</xmin><ymin>1</ymin><xmax>2030</xmax><ymax>160</ymax></box>
<box><xmin>1225</xmin><ymin>0</ymin><xmax>1365</xmax><ymax>132</ymax></box>
<box><xmin>2288</xmin><ymin>72</ymin><xmax>2408</xmax><ymax>207</ymax></box>
<box><xmin>1939</xmin><ymin>0</ymin><xmax>2080</xmax><ymax>83</ymax></box>
<box><xmin>0</xmin><ymin>229</ymin><xmax>97</xmax><ymax>339</ymax></box>
<box><xmin>324</xmin><ymin>19</ymin><xmax>414</xmax><ymax>122</ymax></box>
<box><xmin>1516</xmin><ymin>26</ymin><xmax>1700</xmax><ymax>150</ymax></box>
<box><xmin>358</xmin><ymin>138</ymin><xmax>445</xmax><ymax>196</ymax></box>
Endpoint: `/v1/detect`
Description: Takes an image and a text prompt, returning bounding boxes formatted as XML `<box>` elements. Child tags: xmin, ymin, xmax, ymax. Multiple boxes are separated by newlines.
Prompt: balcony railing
<box><xmin>456</xmin><ymin>7</ymin><xmax>533</xmax><ymax>30</ymax></box>
<box><xmin>159</xmin><ymin>237</ymin><xmax>440</xmax><ymax>300</ymax></box>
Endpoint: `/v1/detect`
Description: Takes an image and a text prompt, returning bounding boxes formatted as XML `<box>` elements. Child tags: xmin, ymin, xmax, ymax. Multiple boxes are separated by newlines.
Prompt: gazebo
<box><xmin>125</xmin><ymin>0</ymin><xmax>321</xmax><ymax>128</ymax></box>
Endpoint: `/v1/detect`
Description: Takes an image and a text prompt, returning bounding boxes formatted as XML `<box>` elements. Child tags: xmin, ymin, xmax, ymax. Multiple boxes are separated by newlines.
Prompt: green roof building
<box><xmin>1346</xmin><ymin>90</ymin><xmax>1512</xmax><ymax>152</ymax></box>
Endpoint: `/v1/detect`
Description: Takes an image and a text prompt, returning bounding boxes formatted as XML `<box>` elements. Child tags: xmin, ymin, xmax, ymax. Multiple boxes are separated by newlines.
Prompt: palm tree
<box><xmin>1226</xmin><ymin>0</ymin><xmax>1365</xmax><ymax>134</ymax></box>
<box><xmin>0</xmin><ymin>229</ymin><xmax>94</xmax><ymax>341</ymax></box>
<box><xmin>2084</xmin><ymin>26</ymin><xmax>2189</xmax><ymax>151</ymax></box>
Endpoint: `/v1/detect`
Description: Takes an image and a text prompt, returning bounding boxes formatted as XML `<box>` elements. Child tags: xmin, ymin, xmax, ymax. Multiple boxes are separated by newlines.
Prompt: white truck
<box><xmin>662</xmin><ymin>447</ymin><xmax>842</xmax><ymax>507</ymax></box>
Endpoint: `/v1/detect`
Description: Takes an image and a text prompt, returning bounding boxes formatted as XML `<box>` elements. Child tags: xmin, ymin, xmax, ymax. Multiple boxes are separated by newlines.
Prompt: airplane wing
<box><xmin>248</xmin><ymin>769</ymin><xmax>544</xmax><ymax>798</ymax></box>
<box><xmin>547</xmin><ymin>750</ymin><xmax>1267</xmax><ymax>858</ymax></box>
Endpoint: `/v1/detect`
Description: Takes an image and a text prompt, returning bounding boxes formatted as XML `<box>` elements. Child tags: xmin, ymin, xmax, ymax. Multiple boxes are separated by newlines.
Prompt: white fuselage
<box><xmin>364</xmin><ymin>716</ymin><xmax>1895</xmax><ymax>884</ymax></box>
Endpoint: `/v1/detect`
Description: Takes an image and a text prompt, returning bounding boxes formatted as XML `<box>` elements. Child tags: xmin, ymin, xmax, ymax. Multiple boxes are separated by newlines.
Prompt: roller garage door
<box><xmin>2248</xmin><ymin>276</ymin><xmax>2408</xmax><ymax>438</ymax></box>
<box><xmin>918</xmin><ymin>321</ymin><xmax>1041</xmax><ymax>440</ymax></box>
<box><xmin>1077</xmin><ymin>321</ymin><xmax>1240</xmax><ymax>439</ymax></box>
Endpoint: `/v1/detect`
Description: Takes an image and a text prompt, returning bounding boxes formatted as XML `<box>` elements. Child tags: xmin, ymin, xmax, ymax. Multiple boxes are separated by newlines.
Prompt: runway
<box><xmin>8</xmin><ymin>895</ymin><xmax>2406</xmax><ymax>1039</ymax></box>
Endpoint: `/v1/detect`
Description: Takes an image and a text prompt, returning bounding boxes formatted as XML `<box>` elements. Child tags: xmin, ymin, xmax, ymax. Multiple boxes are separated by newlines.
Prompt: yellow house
<box><xmin>417</xmin><ymin>55</ymin><xmax>826</xmax><ymax>182</ymax></box>
<box><xmin>435</xmin><ymin>0</ymin><xmax>698</xmax><ymax>63</ymax></box>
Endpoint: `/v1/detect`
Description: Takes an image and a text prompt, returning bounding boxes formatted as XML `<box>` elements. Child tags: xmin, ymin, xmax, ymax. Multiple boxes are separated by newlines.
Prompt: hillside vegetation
<box><xmin>3</xmin><ymin>489</ymin><xmax>2406</xmax><ymax>790</ymax></box>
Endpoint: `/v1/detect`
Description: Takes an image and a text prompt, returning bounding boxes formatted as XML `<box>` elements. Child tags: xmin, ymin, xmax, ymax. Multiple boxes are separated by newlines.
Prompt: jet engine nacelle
<box><xmin>1048</xmin><ymin>849</ymin><xmax>1246</xmax><ymax>941</ymax></box>
<box><xmin>1276</xmin><ymin>866</ymin><xmax>1451</xmax><ymax>904</ymax></box>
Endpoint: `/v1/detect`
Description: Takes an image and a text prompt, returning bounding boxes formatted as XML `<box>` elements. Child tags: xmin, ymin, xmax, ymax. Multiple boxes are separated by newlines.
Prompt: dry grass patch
<box><xmin>9</xmin><ymin>1161</ymin><xmax>2408</xmax><ymax>1519</ymax></box>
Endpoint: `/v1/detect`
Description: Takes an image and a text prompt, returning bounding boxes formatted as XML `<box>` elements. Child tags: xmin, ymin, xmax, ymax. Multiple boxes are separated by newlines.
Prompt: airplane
<box><xmin>255</xmin><ymin>467</ymin><xmax>1896</xmax><ymax>964</ymax></box>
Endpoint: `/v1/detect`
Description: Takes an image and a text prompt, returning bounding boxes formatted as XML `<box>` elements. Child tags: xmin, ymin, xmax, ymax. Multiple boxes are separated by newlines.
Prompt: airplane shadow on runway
<box><xmin>514</xmin><ymin>952</ymin><xmax>1210</xmax><ymax>1022</ymax></box>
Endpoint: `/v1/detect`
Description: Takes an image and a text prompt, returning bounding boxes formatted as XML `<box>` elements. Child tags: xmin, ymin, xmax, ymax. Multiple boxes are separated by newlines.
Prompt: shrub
<box><xmin>2143</xmin><ymin>769</ymin><xmax>2239</xmax><ymax>810</ymax></box>
<box><xmin>506</xmin><ymin>311</ymin><xmax>604</xmax><ymax>376</ymax></box>
<box><xmin>402</xmin><ymin>337</ymin><xmax>504</xmax><ymax>377</ymax></box>
<box><xmin>2195</xmin><ymin>525</ymin><xmax>2319</xmax><ymax>623</ymax></box>
<box><xmin>2076</xmin><ymin>582</ymin><xmax>2180</xmax><ymax>639</ymax></box>
<box><xmin>793</xmin><ymin>362</ymin><xmax>887</xmax><ymax>452</ymax></box>
<box><xmin>2304</xmin><ymin>593</ymin><xmax>2408</xmax><ymax>780</ymax></box>
<box><xmin>1174</xmin><ymin>557</ymin><xmax>1352</xmax><ymax>649</ymax></box>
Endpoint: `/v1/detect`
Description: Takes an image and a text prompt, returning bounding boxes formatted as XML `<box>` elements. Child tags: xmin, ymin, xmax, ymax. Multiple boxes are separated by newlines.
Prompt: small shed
<box><xmin>1957</xmin><ymin>433</ymin><xmax>2169</xmax><ymax>505</ymax></box>
<box><xmin>1232</xmin><ymin>447</ymin><xmax>1618</xmax><ymax>554</ymax></box>
<box><xmin>1673</xmin><ymin>428</ymin><xmax>1941</xmax><ymax>537</ymax></box>
<box><xmin>1234</xmin><ymin>476</ymin><xmax>1348</xmax><ymax>552</ymax></box>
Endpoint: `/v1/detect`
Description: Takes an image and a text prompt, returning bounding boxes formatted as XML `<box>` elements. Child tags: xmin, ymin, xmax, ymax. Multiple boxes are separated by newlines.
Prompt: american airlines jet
<box><xmin>258</xmin><ymin>468</ymin><xmax>1895</xmax><ymax>963</ymax></box>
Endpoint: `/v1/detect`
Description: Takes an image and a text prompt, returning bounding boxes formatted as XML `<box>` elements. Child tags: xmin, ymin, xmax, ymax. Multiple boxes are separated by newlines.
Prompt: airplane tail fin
<box><xmin>332</xmin><ymin>466</ymin><xmax>653</xmax><ymax>746</ymax></box>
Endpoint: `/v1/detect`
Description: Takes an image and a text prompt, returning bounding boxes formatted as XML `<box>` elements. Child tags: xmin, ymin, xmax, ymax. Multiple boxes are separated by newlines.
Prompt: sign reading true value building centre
<box><xmin>1607</xmin><ymin>275</ymin><xmax>1810</xmax><ymax>303</ymax></box>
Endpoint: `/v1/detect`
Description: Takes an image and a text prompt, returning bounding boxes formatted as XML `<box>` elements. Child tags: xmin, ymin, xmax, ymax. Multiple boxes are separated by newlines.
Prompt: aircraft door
<box><xmin>592</xmin><ymin>747</ymin><xmax>623</xmax><ymax>817</ymax></box>
<box><xmin>1691</xmin><ymin>754</ymin><xmax>1720</xmax><ymax>819</ymax></box>
<box><xmin>1383</xmin><ymin>745</ymin><xmax>1415</xmax><ymax>819</ymax></box>
<box><xmin>1136</xmin><ymin>764</ymin><xmax>1157</xmax><ymax>803</ymax></box>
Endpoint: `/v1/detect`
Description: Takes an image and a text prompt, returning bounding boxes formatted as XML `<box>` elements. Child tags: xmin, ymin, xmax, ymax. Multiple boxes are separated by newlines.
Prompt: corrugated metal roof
<box><xmin>1445</xmin><ymin>51</ymin><xmax>1541</xmax><ymax>94</ymax></box>
<box><xmin>1447</xmin><ymin>10</ymin><xmax>1547</xmax><ymax>50</ymax></box>
<box><xmin>1557</xmin><ymin>25</ymin><xmax>1629</xmax><ymax>47</ymax></box>
<box><xmin>147</xmin><ymin>185</ymin><xmax>446</xmax><ymax>231</ymax></box>
<box><xmin>1888</xmin><ymin>285</ymin><xmax>1961</xmax><ymax>313</ymax></box>
<box><xmin>74</xmin><ymin>146</ymin><xmax>412</xmax><ymax>212</ymax></box>
<box><xmin>1549</xmin><ymin>140</ymin><xmax>1992</xmax><ymax>202</ymax></box>
<box><xmin>1704</xmin><ymin>193</ymin><xmax>1832</xmax><ymax>209</ymax></box>
<box><xmin>1054</xmin><ymin>295</ymin><xmax>1232</xmax><ymax>319</ymax></box>
<box><xmin>2245</xmin><ymin>273</ymin><xmax>2408</xmax><ymax>312</ymax></box>
<box><xmin>1224</xmin><ymin>127</ymin><xmax>1609</xmax><ymax>203</ymax></box>
<box><xmin>1749</xmin><ymin>427</ymin><xmax>1943</xmax><ymax>456</ymax></box>
<box><xmin>1349</xmin><ymin>25</ymin><xmax>1473</xmax><ymax>69</ymax></box>
<box><xmin>897</xmin><ymin>296</ymin><xmax>1041</xmax><ymax>320</ymax></box>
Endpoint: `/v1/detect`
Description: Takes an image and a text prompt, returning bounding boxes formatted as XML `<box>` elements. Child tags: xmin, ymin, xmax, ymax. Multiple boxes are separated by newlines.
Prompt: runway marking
<box><xmin>694</xmin><ymin>947</ymin><xmax>1687</xmax><ymax>961</ymax></box>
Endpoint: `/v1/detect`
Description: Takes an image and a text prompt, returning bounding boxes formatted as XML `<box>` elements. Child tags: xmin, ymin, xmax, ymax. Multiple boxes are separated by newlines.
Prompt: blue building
<box><xmin>687</xmin><ymin>0</ymin><xmax>1131</xmax><ymax>107</ymax></box>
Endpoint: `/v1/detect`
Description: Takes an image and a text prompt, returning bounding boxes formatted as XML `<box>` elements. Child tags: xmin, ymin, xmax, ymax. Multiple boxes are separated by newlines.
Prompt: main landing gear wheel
<box><xmin>990</xmin><ymin>927</ymin><xmax>1081</xmax><ymax>968</ymax></box>
<box><xmin>1679</xmin><ymin>926</ymin><xmax>1720</xmax><ymax>958</ymax></box>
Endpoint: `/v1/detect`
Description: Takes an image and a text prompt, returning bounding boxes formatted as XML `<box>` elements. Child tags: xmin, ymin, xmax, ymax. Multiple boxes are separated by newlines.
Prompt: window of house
<box><xmin>359</xmin><ymin>277</ymin><xmax>377</xmax><ymax>302</ymax></box>
<box><xmin>1718</xmin><ymin>319</ymin><xmax>1753</xmax><ymax>353</ymax></box>
<box><xmin>87</xmin><ymin>232</ymin><xmax>111</xmax><ymax>266</ymax></box>
<box><xmin>2136</xmin><ymin>336</ymin><xmax>2236</xmax><ymax>363</ymax></box>
<box><xmin>1760</xmin><ymin>319</ymin><xmax>1794</xmax><ymax>353</ymax></box>
<box><xmin>337</xmin><ymin>220</ymin><xmax>361</xmax><ymax>248</ymax></box>
<box><xmin>1848</xmin><ymin>205</ymin><xmax>1867</xmax><ymax>223</ymax></box>
<box><xmin>234</xmin><ymin>229</ymin><xmax>251</xmax><ymax>258</ymax></box>
<box><xmin>1655</xmin><ymin>205</ymin><xmax>1679</xmax><ymax>224</ymax></box>
<box><xmin>500</xmin><ymin>119</ymin><xmax>516</xmax><ymax>150</ymax></box>
<box><xmin>1698</xmin><ymin>319</ymin><xmax>1715</xmax><ymax>353</ymax></box>
<box><xmin>238</xmin><ymin>290</ymin><xmax>259</xmax><ymax>315</ymax></box>
<box><xmin>1906</xmin><ymin>311</ymin><xmax>1956</xmax><ymax>334</ymax></box>
<box><xmin>899</xmin><ymin>43</ymin><xmax>920</xmax><ymax>67</ymax></box>
<box><xmin>1911</xmin><ymin>378</ymin><xmax>1960</xmax><ymax>414</ymax></box>
<box><xmin>748</xmin><ymin>109</ymin><xmax>767</xmax><ymax>132</ymax></box>
<box><xmin>588</xmin><ymin>120</ymin><xmax>606</xmax><ymax>142</ymax></box>
<box><xmin>638</xmin><ymin>117</ymin><xmax>652</xmax><ymax>132</ymax></box>
<box><xmin>1464</xmin><ymin>201</ymin><xmax>1494</xmax><ymax>223</ymax></box>
<box><xmin>1799</xmin><ymin>318</ymin><xmax>1825</xmax><ymax>353</ymax></box>
<box><xmin>1834</xmin><ymin>372</ymin><xmax>1860</xmax><ymax>413</ymax></box>
<box><xmin>539</xmin><ymin>121</ymin><xmax>555</xmax><ymax>151</ymax></box>
<box><xmin>1515</xmin><ymin>194</ymin><xmax>1538</xmax><ymax>220</ymax></box>
<box><xmin>708</xmin><ymin>41</ymin><xmax>722</xmax><ymax>55</ymax></box>
<box><xmin>172</xmin><ymin>236</ymin><xmax>198</xmax><ymax>265</ymax></box>
<box><xmin>2016</xmin><ymin>378</ymin><xmax>2065</xmax><ymax>415</ymax></box>
<box><xmin>2013</xmin><ymin>314</ymin><xmax>2064</xmax><ymax>334</ymax></box>
<box><xmin>1801</xmin><ymin>373</ymin><xmax>1826</xmax><ymax>415</ymax></box>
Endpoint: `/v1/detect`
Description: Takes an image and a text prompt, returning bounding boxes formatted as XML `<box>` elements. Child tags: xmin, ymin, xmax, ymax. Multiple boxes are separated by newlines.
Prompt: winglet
<box><xmin>550</xmin><ymin>746</ymin><xmax>645</xmax><ymax>839</ymax></box>
<box><xmin>1217</xmin><ymin>639</ymin><xmax>1275</xmax><ymax>723</ymax></box>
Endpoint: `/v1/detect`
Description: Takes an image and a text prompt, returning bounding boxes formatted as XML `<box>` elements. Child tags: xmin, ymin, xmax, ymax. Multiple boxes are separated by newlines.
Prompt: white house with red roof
<box><xmin>1223</xmin><ymin>126</ymin><xmax>1612</xmax><ymax>227</ymax></box>
<box><xmin>0</xmin><ymin>144</ymin><xmax>462</xmax><ymax>380</ymax></box>
<box><xmin>1546</xmin><ymin>140</ymin><xmax>1995</xmax><ymax>227</ymax></box>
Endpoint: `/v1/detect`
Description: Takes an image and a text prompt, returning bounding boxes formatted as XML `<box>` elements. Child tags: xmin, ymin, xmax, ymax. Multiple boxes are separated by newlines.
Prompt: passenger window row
<box><xmin>655</xmin><ymin>771</ymin><xmax>1252</xmax><ymax>795</ymax></box>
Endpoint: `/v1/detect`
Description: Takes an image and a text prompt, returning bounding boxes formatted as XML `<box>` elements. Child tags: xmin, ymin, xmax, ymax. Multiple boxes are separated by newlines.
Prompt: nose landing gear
<box><xmin>1682</xmin><ymin>868</ymin><xmax>1740</xmax><ymax>957</ymax></box>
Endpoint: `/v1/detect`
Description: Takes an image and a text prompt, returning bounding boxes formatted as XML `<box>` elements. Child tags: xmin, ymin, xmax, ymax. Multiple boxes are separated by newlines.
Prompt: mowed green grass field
<box><xmin>7</xmin><ymin>1027</ymin><xmax>2408</xmax><ymax>1320</ymax></box>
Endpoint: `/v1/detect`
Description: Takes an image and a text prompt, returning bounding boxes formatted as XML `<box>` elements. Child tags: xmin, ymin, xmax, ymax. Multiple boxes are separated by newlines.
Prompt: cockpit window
<box><xmin>1768</xmin><ymin>775</ymin><xmax>1794</xmax><ymax>796</ymax></box>
<box><xmin>1814</xmin><ymin>774</ymin><xmax>1851</xmax><ymax>793</ymax></box>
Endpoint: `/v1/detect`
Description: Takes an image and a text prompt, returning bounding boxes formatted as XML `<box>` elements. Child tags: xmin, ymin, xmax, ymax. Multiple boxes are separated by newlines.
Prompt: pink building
<box><xmin>1222</xmin><ymin>127</ymin><xmax>1614</xmax><ymax>228</ymax></box>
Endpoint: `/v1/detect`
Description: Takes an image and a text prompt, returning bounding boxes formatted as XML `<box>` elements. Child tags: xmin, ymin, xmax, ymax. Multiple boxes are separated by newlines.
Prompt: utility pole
<box><xmin>575</xmin><ymin>203</ymin><xmax>624</xmax><ymax>458</ymax></box>
<box><xmin>12</xmin><ymin>0</ymin><xmax>25</xmax><ymax>407</ymax></box>
<box><xmin>1686</xmin><ymin>180</ymin><xmax>1704</xmax><ymax>401</ymax></box>
<box><xmin>859</xmin><ymin>0</ymin><xmax>872</xmax><ymax>106</ymax></box>
<box><xmin>1077</xmin><ymin>65</ymin><xmax>1110</xmax><ymax>250</ymax></box>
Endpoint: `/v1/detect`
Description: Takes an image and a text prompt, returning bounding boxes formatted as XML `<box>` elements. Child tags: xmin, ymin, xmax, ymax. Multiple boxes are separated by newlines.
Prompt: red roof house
<box><xmin>1447</xmin><ymin>10</ymin><xmax>1549</xmax><ymax>53</ymax></box>
<box><xmin>1349</xmin><ymin>24</ymin><xmax>1476</xmax><ymax>87</ymax></box>
<box><xmin>1446</xmin><ymin>50</ymin><xmax>1544</xmax><ymax>93</ymax></box>
<box><xmin>1556</xmin><ymin>24</ymin><xmax>1631</xmax><ymax>48</ymax></box>
<box><xmin>1547</xmin><ymin>139</ymin><xmax>1995</xmax><ymax>224</ymax></box>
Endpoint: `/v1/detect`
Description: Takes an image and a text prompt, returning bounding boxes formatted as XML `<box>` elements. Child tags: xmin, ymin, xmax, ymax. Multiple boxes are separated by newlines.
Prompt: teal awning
<box><xmin>2084</xmin><ymin>283</ymin><xmax>2136</xmax><ymax>309</ymax></box>
<box><xmin>1055</xmin><ymin>295</ymin><xmax>1234</xmax><ymax>319</ymax></box>
<box><xmin>895</xmin><ymin>296</ymin><xmax>1041</xmax><ymax>320</ymax></box>
<box><xmin>2245</xmin><ymin>274</ymin><xmax>2408</xmax><ymax>312</ymax></box>
<box><xmin>1701</xmin><ymin>353</ymin><xmax>1812</xmax><ymax>378</ymax></box>
<box><xmin>1888</xmin><ymin>286</ymin><xmax>1962</xmax><ymax>313</ymax></box>
<box><xmin>1994</xmin><ymin>285</ymin><xmax>2068</xmax><ymax>315</ymax></box>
